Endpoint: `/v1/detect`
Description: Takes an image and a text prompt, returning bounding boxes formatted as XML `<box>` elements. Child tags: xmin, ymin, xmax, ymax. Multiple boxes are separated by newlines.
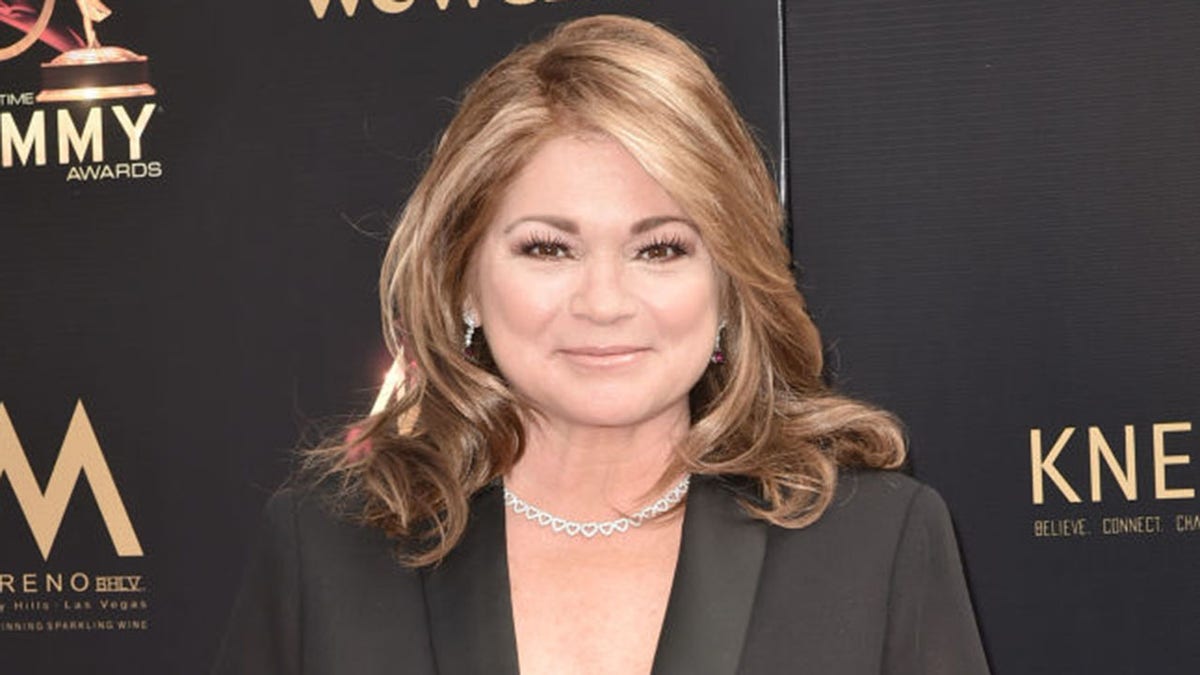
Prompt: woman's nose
<box><xmin>569</xmin><ymin>258</ymin><xmax>636</xmax><ymax>324</ymax></box>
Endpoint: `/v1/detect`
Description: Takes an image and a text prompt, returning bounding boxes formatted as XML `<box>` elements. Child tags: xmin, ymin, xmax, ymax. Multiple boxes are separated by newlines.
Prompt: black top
<box><xmin>212</xmin><ymin>471</ymin><xmax>991</xmax><ymax>674</ymax></box>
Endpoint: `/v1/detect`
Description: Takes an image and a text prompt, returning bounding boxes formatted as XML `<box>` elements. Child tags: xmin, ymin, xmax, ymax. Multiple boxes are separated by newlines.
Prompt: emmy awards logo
<box><xmin>0</xmin><ymin>1</ymin><xmax>154</xmax><ymax>101</ymax></box>
<box><xmin>36</xmin><ymin>0</ymin><xmax>154</xmax><ymax>102</ymax></box>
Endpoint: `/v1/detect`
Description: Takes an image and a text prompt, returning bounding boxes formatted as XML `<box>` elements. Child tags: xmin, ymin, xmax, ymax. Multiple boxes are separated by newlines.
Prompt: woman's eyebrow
<box><xmin>502</xmin><ymin>215</ymin><xmax>577</xmax><ymax>235</ymax></box>
<box><xmin>630</xmin><ymin>215</ymin><xmax>698</xmax><ymax>235</ymax></box>
<box><xmin>502</xmin><ymin>214</ymin><xmax>697</xmax><ymax>235</ymax></box>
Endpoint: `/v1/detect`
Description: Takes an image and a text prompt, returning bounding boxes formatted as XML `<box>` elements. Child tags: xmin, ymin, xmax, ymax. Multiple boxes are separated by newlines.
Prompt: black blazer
<box><xmin>212</xmin><ymin>472</ymin><xmax>990</xmax><ymax>674</ymax></box>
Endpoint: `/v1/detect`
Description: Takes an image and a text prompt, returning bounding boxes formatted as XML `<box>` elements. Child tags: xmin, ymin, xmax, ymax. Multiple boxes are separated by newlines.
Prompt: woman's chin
<box><xmin>533</xmin><ymin>394</ymin><xmax>688</xmax><ymax>432</ymax></box>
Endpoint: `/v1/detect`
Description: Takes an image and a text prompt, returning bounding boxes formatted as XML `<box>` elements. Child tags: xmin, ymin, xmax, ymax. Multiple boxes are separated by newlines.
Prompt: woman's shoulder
<box><xmin>712</xmin><ymin>468</ymin><xmax>949</xmax><ymax>531</ymax></box>
<box><xmin>248</xmin><ymin>485</ymin><xmax>342</xmax><ymax>538</ymax></box>
<box><xmin>744</xmin><ymin>469</ymin><xmax>959</xmax><ymax>557</ymax></box>
<box><xmin>248</xmin><ymin>485</ymin><xmax>420</xmax><ymax>575</ymax></box>
<box><xmin>234</xmin><ymin>485</ymin><xmax>428</xmax><ymax>616</ymax></box>
<box><xmin>827</xmin><ymin>469</ymin><xmax>952</xmax><ymax>524</ymax></box>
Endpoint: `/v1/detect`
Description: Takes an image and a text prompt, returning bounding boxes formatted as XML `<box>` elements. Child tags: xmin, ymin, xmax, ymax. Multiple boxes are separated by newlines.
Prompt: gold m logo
<box><xmin>0</xmin><ymin>400</ymin><xmax>143</xmax><ymax>560</ymax></box>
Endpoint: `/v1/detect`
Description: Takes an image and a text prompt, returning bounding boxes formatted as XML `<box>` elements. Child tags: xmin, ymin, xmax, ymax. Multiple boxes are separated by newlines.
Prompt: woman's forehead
<box><xmin>487</xmin><ymin>135</ymin><xmax>688</xmax><ymax>229</ymax></box>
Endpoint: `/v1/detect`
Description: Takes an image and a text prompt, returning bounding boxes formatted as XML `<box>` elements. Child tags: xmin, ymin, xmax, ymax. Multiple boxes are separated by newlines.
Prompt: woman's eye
<box><xmin>637</xmin><ymin>240</ymin><xmax>689</xmax><ymax>261</ymax></box>
<box><xmin>522</xmin><ymin>239</ymin><xmax>572</xmax><ymax>259</ymax></box>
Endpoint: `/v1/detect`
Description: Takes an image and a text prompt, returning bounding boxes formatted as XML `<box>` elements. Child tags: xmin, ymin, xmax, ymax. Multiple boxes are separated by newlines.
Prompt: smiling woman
<box><xmin>214</xmin><ymin>14</ymin><xmax>990</xmax><ymax>675</ymax></box>
<box><xmin>470</xmin><ymin>133</ymin><xmax>720</xmax><ymax>434</ymax></box>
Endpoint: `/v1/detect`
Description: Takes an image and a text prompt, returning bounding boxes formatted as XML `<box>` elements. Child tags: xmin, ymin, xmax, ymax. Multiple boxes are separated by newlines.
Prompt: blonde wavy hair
<box><xmin>304</xmin><ymin>14</ymin><xmax>905</xmax><ymax>565</ymax></box>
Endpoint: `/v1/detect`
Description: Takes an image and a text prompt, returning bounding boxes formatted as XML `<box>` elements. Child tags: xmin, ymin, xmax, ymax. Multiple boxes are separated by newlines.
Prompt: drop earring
<box><xmin>463</xmin><ymin>312</ymin><xmax>479</xmax><ymax>353</ymax></box>
<box><xmin>711</xmin><ymin>321</ymin><xmax>727</xmax><ymax>364</ymax></box>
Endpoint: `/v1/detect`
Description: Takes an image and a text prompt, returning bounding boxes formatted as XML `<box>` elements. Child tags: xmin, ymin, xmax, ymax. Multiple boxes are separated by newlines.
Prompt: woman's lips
<box><xmin>558</xmin><ymin>346</ymin><xmax>650</xmax><ymax>367</ymax></box>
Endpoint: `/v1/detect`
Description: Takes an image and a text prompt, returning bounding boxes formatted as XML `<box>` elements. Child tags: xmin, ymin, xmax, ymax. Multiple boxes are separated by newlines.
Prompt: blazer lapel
<box><xmin>420</xmin><ymin>476</ymin><xmax>766</xmax><ymax>675</ymax></box>
<box><xmin>421</xmin><ymin>482</ymin><xmax>520</xmax><ymax>675</ymax></box>
<box><xmin>651</xmin><ymin>476</ymin><xmax>768</xmax><ymax>675</ymax></box>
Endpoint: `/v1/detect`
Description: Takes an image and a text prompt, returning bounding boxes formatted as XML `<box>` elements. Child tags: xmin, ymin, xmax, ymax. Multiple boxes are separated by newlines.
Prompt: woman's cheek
<box><xmin>485</xmin><ymin>265</ymin><xmax>571</xmax><ymax>338</ymax></box>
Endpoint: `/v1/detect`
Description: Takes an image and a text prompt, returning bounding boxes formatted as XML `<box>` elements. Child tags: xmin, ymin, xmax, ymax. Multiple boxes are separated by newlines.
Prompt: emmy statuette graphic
<box><xmin>36</xmin><ymin>0</ymin><xmax>154</xmax><ymax>102</ymax></box>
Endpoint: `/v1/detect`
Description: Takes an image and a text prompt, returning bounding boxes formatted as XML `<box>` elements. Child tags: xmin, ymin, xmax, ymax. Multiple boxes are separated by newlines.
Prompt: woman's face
<box><xmin>469</xmin><ymin>133</ymin><xmax>721</xmax><ymax>431</ymax></box>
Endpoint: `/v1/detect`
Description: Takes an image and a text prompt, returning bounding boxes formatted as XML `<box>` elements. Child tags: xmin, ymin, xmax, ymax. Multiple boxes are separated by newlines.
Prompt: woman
<box><xmin>214</xmin><ymin>15</ymin><xmax>990</xmax><ymax>675</ymax></box>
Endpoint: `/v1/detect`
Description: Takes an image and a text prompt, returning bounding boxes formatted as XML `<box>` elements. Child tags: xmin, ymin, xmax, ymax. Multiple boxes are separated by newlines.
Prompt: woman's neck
<box><xmin>505</xmin><ymin>407</ymin><xmax>690</xmax><ymax>520</ymax></box>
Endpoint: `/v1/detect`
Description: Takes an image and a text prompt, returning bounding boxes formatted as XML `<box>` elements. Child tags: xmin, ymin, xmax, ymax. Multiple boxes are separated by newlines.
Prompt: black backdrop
<box><xmin>785</xmin><ymin>2</ymin><xmax>1200</xmax><ymax>674</ymax></box>
<box><xmin>4</xmin><ymin>1</ymin><xmax>1200</xmax><ymax>673</ymax></box>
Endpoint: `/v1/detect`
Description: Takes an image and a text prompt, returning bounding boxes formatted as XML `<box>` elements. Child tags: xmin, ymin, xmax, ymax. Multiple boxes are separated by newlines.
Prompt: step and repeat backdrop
<box><xmin>785</xmin><ymin>2</ymin><xmax>1200</xmax><ymax>675</ymax></box>
<box><xmin>4</xmin><ymin>1</ymin><xmax>1199</xmax><ymax>674</ymax></box>
<box><xmin>0</xmin><ymin>1</ymin><xmax>783</xmax><ymax>672</ymax></box>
